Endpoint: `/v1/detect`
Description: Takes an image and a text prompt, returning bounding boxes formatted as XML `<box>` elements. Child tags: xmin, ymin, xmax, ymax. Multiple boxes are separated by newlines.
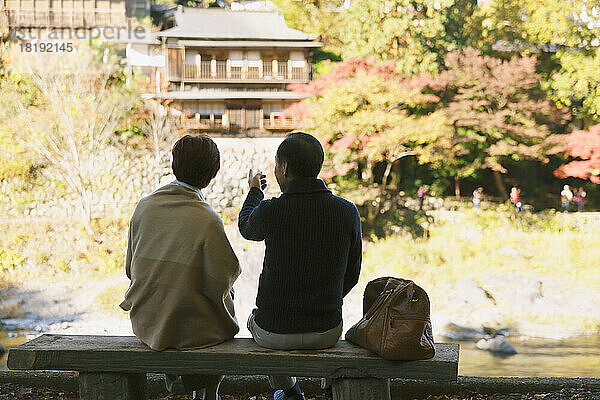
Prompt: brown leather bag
<box><xmin>345</xmin><ymin>277</ymin><xmax>435</xmax><ymax>360</ymax></box>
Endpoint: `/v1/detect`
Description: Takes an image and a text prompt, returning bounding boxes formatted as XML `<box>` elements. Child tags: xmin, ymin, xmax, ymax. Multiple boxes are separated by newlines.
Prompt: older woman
<box><xmin>120</xmin><ymin>135</ymin><xmax>240</xmax><ymax>400</ymax></box>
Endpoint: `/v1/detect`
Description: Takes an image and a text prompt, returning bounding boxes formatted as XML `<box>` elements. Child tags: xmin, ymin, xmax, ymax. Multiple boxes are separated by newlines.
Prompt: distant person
<box><xmin>574</xmin><ymin>187</ymin><xmax>587</xmax><ymax>212</ymax></box>
<box><xmin>472</xmin><ymin>187</ymin><xmax>484</xmax><ymax>210</ymax></box>
<box><xmin>561</xmin><ymin>185</ymin><xmax>573</xmax><ymax>212</ymax></box>
<box><xmin>510</xmin><ymin>187</ymin><xmax>523</xmax><ymax>213</ymax></box>
<box><xmin>121</xmin><ymin>135</ymin><xmax>241</xmax><ymax>400</ymax></box>
<box><xmin>417</xmin><ymin>185</ymin><xmax>428</xmax><ymax>211</ymax></box>
<box><xmin>238</xmin><ymin>132</ymin><xmax>362</xmax><ymax>400</ymax></box>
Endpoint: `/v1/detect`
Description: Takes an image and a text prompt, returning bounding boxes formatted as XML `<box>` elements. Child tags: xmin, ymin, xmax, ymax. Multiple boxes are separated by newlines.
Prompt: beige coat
<box><xmin>120</xmin><ymin>183</ymin><xmax>241</xmax><ymax>351</ymax></box>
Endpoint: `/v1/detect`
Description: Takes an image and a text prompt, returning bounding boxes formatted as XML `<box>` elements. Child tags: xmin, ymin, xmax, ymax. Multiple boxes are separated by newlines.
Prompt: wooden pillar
<box><xmin>258</xmin><ymin>59</ymin><xmax>263</xmax><ymax>78</ymax></box>
<box><xmin>242</xmin><ymin>106</ymin><xmax>246</xmax><ymax>129</ymax></box>
<box><xmin>226</xmin><ymin>59</ymin><xmax>231</xmax><ymax>79</ymax></box>
<box><xmin>181</xmin><ymin>46</ymin><xmax>185</xmax><ymax>82</ymax></box>
<box><xmin>162</xmin><ymin>39</ymin><xmax>168</xmax><ymax>84</ymax></box>
<box><xmin>79</xmin><ymin>372</ymin><xmax>147</xmax><ymax>400</ymax></box>
<box><xmin>242</xmin><ymin>57</ymin><xmax>247</xmax><ymax>80</ymax></box>
<box><xmin>155</xmin><ymin>70</ymin><xmax>160</xmax><ymax>94</ymax></box>
<box><xmin>211</xmin><ymin>58</ymin><xmax>216</xmax><ymax>78</ymax></box>
<box><xmin>287</xmin><ymin>59</ymin><xmax>292</xmax><ymax>80</ymax></box>
<box><xmin>272</xmin><ymin>59</ymin><xmax>277</xmax><ymax>78</ymax></box>
<box><xmin>332</xmin><ymin>378</ymin><xmax>390</xmax><ymax>400</ymax></box>
<box><xmin>259</xmin><ymin>107</ymin><xmax>264</xmax><ymax>130</ymax></box>
<box><xmin>195</xmin><ymin>53</ymin><xmax>201</xmax><ymax>79</ymax></box>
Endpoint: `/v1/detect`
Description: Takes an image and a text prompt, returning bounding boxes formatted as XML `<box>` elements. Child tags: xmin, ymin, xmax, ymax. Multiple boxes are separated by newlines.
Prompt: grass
<box><xmin>95</xmin><ymin>281</ymin><xmax>130</xmax><ymax>315</ymax></box>
<box><xmin>1</xmin><ymin>207</ymin><xmax>599</xmax><ymax>335</ymax></box>
<box><xmin>362</xmin><ymin>207</ymin><xmax>600</xmax><ymax>290</ymax></box>
<box><xmin>0</xmin><ymin>217</ymin><xmax>129</xmax><ymax>286</ymax></box>
<box><xmin>361</xmin><ymin>207</ymin><xmax>600</xmax><ymax>335</ymax></box>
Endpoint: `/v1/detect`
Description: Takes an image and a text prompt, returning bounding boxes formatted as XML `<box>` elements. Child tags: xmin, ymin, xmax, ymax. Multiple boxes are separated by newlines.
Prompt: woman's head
<box><xmin>171</xmin><ymin>134</ymin><xmax>220</xmax><ymax>189</ymax></box>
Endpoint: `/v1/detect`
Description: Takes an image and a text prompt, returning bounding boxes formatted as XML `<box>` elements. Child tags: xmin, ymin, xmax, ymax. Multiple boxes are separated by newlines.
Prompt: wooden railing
<box><xmin>177</xmin><ymin>114</ymin><xmax>297</xmax><ymax>131</ymax></box>
<box><xmin>3</xmin><ymin>8</ymin><xmax>126</xmax><ymax>28</ymax></box>
<box><xmin>175</xmin><ymin>60</ymin><xmax>313</xmax><ymax>82</ymax></box>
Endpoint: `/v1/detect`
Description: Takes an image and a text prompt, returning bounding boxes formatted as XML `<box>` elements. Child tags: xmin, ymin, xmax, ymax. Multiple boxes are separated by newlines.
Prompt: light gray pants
<box><xmin>247</xmin><ymin>309</ymin><xmax>342</xmax><ymax>390</ymax></box>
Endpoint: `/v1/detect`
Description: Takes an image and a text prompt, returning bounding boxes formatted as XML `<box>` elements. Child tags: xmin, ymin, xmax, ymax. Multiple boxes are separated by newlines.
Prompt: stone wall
<box><xmin>0</xmin><ymin>137</ymin><xmax>284</xmax><ymax>219</ymax></box>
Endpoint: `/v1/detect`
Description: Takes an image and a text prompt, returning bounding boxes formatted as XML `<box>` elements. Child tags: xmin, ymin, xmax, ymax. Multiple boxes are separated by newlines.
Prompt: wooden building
<box><xmin>0</xmin><ymin>0</ymin><xmax>149</xmax><ymax>29</ymax></box>
<box><xmin>127</xmin><ymin>6</ymin><xmax>322</xmax><ymax>136</ymax></box>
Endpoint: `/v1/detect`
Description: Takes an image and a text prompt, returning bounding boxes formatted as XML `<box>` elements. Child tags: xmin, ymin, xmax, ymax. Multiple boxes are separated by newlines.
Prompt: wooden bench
<box><xmin>8</xmin><ymin>335</ymin><xmax>459</xmax><ymax>400</ymax></box>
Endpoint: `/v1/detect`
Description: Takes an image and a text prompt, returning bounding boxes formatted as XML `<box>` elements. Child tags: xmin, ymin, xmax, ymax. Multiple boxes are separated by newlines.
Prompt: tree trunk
<box><xmin>454</xmin><ymin>176</ymin><xmax>461</xmax><ymax>199</ymax></box>
<box><xmin>363</xmin><ymin>160</ymin><xmax>374</xmax><ymax>184</ymax></box>
<box><xmin>380</xmin><ymin>161</ymin><xmax>393</xmax><ymax>192</ymax></box>
<box><xmin>493</xmin><ymin>170</ymin><xmax>508</xmax><ymax>199</ymax></box>
<box><xmin>80</xmin><ymin>188</ymin><xmax>93</xmax><ymax>235</ymax></box>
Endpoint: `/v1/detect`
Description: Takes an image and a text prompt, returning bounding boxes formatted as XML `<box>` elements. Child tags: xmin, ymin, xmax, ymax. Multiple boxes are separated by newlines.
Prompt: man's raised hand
<box><xmin>248</xmin><ymin>169</ymin><xmax>267</xmax><ymax>191</ymax></box>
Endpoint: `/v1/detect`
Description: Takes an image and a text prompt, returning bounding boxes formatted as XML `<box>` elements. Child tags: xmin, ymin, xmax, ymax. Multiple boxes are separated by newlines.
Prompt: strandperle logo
<box><xmin>9</xmin><ymin>21</ymin><xmax>149</xmax><ymax>45</ymax></box>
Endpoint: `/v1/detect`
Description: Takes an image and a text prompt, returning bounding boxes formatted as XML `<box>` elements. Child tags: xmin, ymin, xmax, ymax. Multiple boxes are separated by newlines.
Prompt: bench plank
<box><xmin>8</xmin><ymin>335</ymin><xmax>459</xmax><ymax>381</ymax></box>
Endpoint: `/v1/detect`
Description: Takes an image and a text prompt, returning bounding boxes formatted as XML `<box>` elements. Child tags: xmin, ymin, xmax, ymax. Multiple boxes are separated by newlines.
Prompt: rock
<box><xmin>483</xmin><ymin>326</ymin><xmax>517</xmax><ymax>337</ymax></box>
<box><xmin>441</xmin><ymin>323</ymin><xmax>488</xmax><ymax>341</ymax></box>
<box><xmin>476</xmin><ymin>336</ymin><xmax>518</xmax><ymax>355</ymax></box>
<box><xmin>1</xmin><ymin>318</ymin><xmax>39</xmax><ymax>331</ymax></box>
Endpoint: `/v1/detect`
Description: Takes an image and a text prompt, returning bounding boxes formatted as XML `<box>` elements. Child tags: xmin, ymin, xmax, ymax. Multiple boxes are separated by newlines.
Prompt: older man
<box><xmin>239</xmin><ymin>132</ymin><xmax>362</xmax><ymax>400</ymax></box>
<box><xmin>121</xmin><ymin>134</ymin><xmax>240</xmax><ymax>400</ymax></box>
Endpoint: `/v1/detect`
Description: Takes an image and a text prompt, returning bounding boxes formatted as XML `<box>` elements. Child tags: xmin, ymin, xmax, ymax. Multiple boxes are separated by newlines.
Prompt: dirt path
<box><xmin>0</xmin><ymin>274</ymin><xmax>132</xmax><ymax>335</ymax></box>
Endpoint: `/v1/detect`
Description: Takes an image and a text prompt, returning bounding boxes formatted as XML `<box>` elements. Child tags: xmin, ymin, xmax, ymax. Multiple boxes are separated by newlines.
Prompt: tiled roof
<box><xmin>157</xmin><ymin>7</ymin><xmax>317</xmax><ymax>41</ymax></box>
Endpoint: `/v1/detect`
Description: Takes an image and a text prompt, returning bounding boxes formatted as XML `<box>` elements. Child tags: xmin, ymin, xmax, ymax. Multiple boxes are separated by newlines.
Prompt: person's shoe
<box><xmin>273</xmin><ymin>383</ymin><xmax>306</xmax><ymax>400</ymax></box>
<box><xmin>165</xmin><ymin>374</ymin><xmax>179</xmax><ymax>393</ymax></box>
<box><xmin>191</xmin><ymin>389</ymin><xmax>220</xmax><ymax>400</ymax></box>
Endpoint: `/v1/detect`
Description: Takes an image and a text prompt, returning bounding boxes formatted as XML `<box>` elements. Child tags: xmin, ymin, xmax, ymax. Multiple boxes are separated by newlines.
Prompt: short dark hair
<box><xmin>276</xmin><ymin>132</ymin><xmax>324</xmax><ymax>178</ymax></box>
<box><xmin>171</xmin><ymin>134</ymin><xmax>220</xmax><ymax>189</ymax></box>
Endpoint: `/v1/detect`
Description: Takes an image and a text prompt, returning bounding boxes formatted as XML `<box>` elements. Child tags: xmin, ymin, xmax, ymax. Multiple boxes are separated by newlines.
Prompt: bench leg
<box><xmin>332</xmin><ymin>378</ymin><xmax>390</xmax><ymax>400</ymax></box>
<box><xmin>79</xmin><ymin>372</ymin><xmax>147</xmax><ymax>400</ymax></box>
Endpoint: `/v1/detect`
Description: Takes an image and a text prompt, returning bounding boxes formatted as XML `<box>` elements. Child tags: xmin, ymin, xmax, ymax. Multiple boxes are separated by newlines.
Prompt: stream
<box><xmin>2</xmin><ymin>330</ymin><xmax>599</xmax><ymax>377</ymax></box>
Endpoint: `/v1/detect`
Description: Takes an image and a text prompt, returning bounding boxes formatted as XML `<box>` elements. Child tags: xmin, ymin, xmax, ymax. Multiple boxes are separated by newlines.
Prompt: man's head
<box><xmin>171</xmin><ymin>134</ymin><xmax>220</xmax><ymax>189</ymax></box>
<box><xmin>274</xmin><ymin>132</ymin><xmax>324</xmax><ymax>190</ymax></box>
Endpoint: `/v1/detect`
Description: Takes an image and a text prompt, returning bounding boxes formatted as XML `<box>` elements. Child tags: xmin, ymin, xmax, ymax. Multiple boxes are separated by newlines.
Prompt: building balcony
<box><xmin>176</xmin><ymin>113</ymin><xmax>297</xmax><ymax>132</ymax></box>
<box><xmin>170</xmin><ymin>60</ymin><xmax>314</xmax><ymax>83</ymax></box>
<box><xmin>2</xmin><ymin>8</ymin><xmax>126</xmax><ymax>28</ymax></box>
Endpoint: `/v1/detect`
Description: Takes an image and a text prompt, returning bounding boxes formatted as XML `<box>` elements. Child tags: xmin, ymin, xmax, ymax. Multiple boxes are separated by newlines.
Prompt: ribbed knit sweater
<box><xmin>238</xmin><ymin>178</ymin><xmax>362</xmax><ymax>334</ymax></box>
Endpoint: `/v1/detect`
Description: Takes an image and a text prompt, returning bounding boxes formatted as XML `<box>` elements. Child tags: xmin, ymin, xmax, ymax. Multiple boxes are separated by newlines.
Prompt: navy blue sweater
<box><xmin>238</xmin><ymin>178</ymin><xmax>362</xmax><ymax>334</ymax></box>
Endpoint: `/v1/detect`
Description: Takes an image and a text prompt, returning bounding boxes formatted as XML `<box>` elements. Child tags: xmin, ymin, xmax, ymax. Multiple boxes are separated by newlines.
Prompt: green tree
<box><xmin>549</xmin><ymin>48</ymin><xmax>600</xmax><ymax>123</ymax></box>
<box><xmin>271</xmin><ymin>0</ymin><xmax>344</xmax><ymax>51</ymax></box>
<box><xmin>337</xmin><ymin>0</ymin><xmax>479</xmax><ymax>74</ymax></box>
<box><xmin>478</xmin><ymin>0</ymin><xmax>600</xmax><ymax>123</ymax></box>
<box><xmin>0</xmin><ymin>72</ymin><xmax>40</xmax><ymax>182</ymax></box>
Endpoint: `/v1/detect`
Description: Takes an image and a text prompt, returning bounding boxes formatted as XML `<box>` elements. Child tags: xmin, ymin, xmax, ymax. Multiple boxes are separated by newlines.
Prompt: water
<box><xmin>458</xmin><ymin>336</ymin><xmax>600</xmax><ymax>377</ymax></box>
<box><xmin>1</xmin><ymin>330</ymin><xmax>599</xmax><ymax>377</ymax></box>
<box><xmin>0</xmin><ymin>330</ymin><xmax>29</xmax><ymax>370</ymax></box>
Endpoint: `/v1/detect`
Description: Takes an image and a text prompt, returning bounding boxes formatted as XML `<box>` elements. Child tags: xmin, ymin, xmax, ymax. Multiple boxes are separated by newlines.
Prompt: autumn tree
<box><xmin>439</xmin><ymin>48</ymin><xmax>570</xmax><ymax>197</ymax></box>
<box><xmin>3</xmin><ymin>42</ymin><xmax>136</xmax><ymax>232</ymax></box>
<box><xmin>288</xmin><ymin>59</ymin><xmax>452</xmax><ymax>220</ymax></box>
<box><xmin>554</xmin><ymin>124</ymin><xmax>600</xmax><ymax>184</ymax></box>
